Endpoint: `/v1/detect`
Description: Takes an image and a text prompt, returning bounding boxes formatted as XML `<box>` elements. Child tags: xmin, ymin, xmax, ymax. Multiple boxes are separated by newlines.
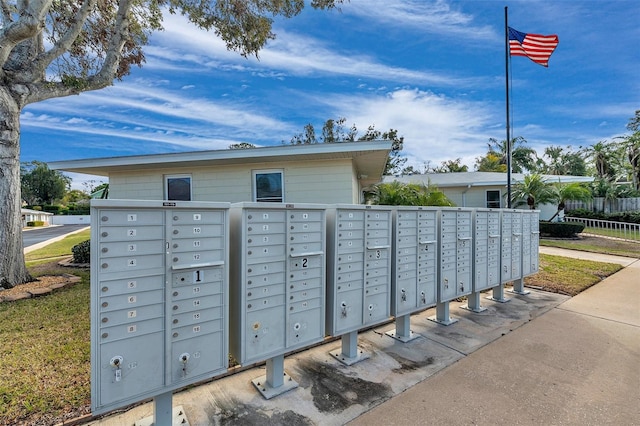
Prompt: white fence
<box><xmin>565</xmin><ymin>197</ymin><xmax>640</xmax><ymax>213</ymax></box>
<box><xmin>565</xmin><ymin>217</ymin><xmax>640</xmax><ymax>241</ymax></box>
<box><xmin>50</xmin><ymin>215</ymin><xmax>91</xmax><ymax>225</ymax></box>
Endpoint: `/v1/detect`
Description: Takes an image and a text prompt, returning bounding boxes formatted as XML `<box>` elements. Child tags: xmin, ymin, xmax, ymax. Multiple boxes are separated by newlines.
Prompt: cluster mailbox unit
<box><xmin>89</xmin><ymin>199</ymin><xmax>541</xmax><ymax>421</ymax></box>
<box><xmin>326</xmin><ymin>205</ymin><xmax>393</xmax><ymax>364</ymax></box>
<box><xmin>388</xmin><ymin>207</ymin><xmax>439</xmax><ymax>341</ymax></box>
<box><xmin>229</xmin><ymin>202</ymin><xmax>327</xmax><ymax>398</ymax></box>
<box><xmin>90</xmin><ymin>200</ymin><xmax>230</xmax><ymax>417</ymax></box>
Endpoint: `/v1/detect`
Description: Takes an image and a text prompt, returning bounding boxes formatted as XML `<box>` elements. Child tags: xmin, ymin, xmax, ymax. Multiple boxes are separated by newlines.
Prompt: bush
<box><xmin>72</xmin><ymin>239</ymin><xmax>91</xmax><ymax>264</ymax></box>
<box><xmin>26</xmin><ymin>221</ymin><xmax>45</xmax><ymax>227</ymax></box>
<box><xmin>540</xmin><ymin>221</ymin><xmax>585</xmax><ymax>238</ymax></box>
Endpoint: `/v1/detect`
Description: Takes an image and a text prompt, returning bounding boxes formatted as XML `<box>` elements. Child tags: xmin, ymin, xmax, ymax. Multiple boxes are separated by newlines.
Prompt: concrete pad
<box><xmin>349</xmin><ymin>308</ymin><xmax>640</xmax><ymax>426</ymax></box>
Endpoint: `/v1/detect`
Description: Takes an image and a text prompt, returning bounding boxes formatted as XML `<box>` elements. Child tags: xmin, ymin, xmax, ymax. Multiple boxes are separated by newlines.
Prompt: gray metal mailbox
<box><xmin>521</xmin><ymin>210</ymin><xmax>540</xmax><ymax>277</ymax></box>
<box><xmin>228</xmin><ymin>202</ymin><xmax>326</xmax><ymax>398</ymax></box>
<box><xmin>501</xmin><ymin>209</ymin><xmax>523</xmax><ymax>283</ymax></box>
<box><xmin>387</xmin><ymin>207</ymin><xmax>438</xmax><ymax>341</ymax></box>
<box><xmin>430</xmin><ymin>207</ymin><xmax>473</xmax><ymax>325</ymax></box>
<box><xmin>90</xmin><ymin>200</ymin><xmax>230</xmax><ymax>415</ymax></box>
<box><xmin>326</xmin><ymin>205</ymin><xmax>392</xmax><ymax>363</ymax></box>
<box><xmin>463</xmin><ymin>208</ymin><xmax>501</xmax><ymax>313</ymax></box>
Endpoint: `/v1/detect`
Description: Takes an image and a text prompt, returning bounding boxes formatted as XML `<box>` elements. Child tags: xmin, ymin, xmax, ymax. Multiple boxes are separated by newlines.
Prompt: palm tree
<box><xmin>510</xmin><ymin>174</ymin><xmax>556</xmax><ymax>210</ymax></box>
<box><xmin>365</xmin><ymin>181</ymin><xmax>454</xmax><ymax>206</ymax></box>
<box><xmin>548</xmin><ymin>182</ymin><xmax>592</xmax><ymax>222</ymax></box>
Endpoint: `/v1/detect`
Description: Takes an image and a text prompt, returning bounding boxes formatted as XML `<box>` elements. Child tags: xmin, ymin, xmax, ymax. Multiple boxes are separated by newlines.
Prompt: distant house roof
<box><xmin>384</xmin><ymin>172</ymin><xmax>594</xmax><ymax>187</ymax></box>
<box><xmin>49</xmin><ymin>140</ymin><xmax>392</xmax><ymax>186</ymax></box>
<box><xmin>21</xmin><ymin>208</ymin><xmax>53</xmax><ymax>216</ymax></box>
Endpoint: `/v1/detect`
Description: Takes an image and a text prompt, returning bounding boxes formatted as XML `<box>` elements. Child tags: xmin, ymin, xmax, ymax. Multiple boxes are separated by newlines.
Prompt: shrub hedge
<box><xmin>539</xmin><ymin>221</ymin><xmax>585</xmax><ymax>238</ymax></box>
<box><xmin>72</xmin><ymin>239</ymin><xmax>91</xmax><ymax>264</ymax></box>
<box><xmin>26</xmin><ymin>221</ymin><xmax>45</xmax><ymax>227</ymax></box>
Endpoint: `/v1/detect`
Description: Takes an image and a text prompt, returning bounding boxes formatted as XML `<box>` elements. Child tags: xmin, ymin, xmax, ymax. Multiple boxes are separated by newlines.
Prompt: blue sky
<box><xmin>21</xmin><ymin>0</ymin><xmax>640</xmax><ymax>189</ymax></box>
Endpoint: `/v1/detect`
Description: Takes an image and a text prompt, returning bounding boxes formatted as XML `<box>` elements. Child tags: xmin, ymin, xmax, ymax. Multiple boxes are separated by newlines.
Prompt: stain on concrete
<box><xmin>386</xmin><ymin>352</ymin><xmax>435</xmax><ymax>374</ymax></box>
<box><xmin>211</xmin><ymin>399</ymin><xmax>313</xmax><ymax>426</ymax></box>
<box><xmin>296</xmin><ymin>360</ymin><xmax>392</xmax><ymax>413</ymax></box>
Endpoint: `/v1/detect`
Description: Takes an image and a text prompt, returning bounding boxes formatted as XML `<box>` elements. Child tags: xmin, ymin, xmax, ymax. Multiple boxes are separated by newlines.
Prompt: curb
<box><xmin>0</xmin><ymin>274</ymin><xmax>81</xmax><ymax>303</ymax></box>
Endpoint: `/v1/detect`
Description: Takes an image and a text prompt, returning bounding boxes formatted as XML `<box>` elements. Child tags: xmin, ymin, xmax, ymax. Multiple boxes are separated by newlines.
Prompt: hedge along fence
<box><xmin>539</xmin><ymin>221</ymin><xmax>585</xmax><ymax>238</ymax></box>
<box><xmin>26</xmin><ymin>221</ymin><xmax>46</xmax><ymax>227</ymax></box>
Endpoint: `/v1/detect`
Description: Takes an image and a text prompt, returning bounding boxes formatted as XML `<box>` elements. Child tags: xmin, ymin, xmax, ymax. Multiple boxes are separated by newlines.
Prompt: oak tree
<box><xmin>0</xmin><ymin>0</ymin><xmax>342</xmax><ymax>288</ymax></box>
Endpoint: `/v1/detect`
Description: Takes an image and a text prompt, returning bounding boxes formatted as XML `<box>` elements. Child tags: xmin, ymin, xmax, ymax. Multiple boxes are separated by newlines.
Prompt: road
<box><xmin>22</xmin><ymin>225</ymin><xmax>90</xmax><ymax>250</ymax></box>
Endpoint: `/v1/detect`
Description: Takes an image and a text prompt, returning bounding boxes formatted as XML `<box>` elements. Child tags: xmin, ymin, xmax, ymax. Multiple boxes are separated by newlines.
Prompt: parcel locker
<box><xmin>501</xmin><ymin>209</ymin><xmax>523</xmax><ymax>283</ymax></box>
<box><xmin>391</xmin><ymin>207</ymin><xmax>438</xmax><ymax>316</ymax></box>
<box><xmin>437</xmin><ymin>208</ymin><xmax>473</xmax><ymax>303</ymax></box>
<box><xmin>473</xmin><ymin>208</ymin><xmax>501</xmax><ymax>292</ymax></box>
<box><xmin>229</xmin><ymin>203</ymin><xmax>326</xmax><ymax>366</ymax></box>
<box><xmin>326</xmin><ymin>205</ymin><xmax>393</xmax><ymax>336</ymax></box>
<box><xmin>90</xmin><ymin>200</ymin><xmax>230</xmax><ymax>415</ymax></box>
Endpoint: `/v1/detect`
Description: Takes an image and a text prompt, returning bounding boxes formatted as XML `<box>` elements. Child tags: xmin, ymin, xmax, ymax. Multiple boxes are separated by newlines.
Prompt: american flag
<box><xmin>508</xmin><ymin>27</ymin><xmax>559</xmax><ymax>67</ymax></box>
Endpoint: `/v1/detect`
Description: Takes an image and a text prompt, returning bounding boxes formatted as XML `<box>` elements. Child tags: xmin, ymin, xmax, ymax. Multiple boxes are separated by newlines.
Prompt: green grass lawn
<box><xmin>0</xmin><ymin>231</ymin><xmax>635</xmax><ymax>425</ymax></box>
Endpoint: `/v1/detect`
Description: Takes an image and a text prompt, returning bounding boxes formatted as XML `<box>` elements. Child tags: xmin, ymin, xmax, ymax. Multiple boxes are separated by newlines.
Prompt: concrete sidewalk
<box><xmin>85</xmin><ymin>248</ymin><xmax>640</xmax><ymax>426</ymax></box>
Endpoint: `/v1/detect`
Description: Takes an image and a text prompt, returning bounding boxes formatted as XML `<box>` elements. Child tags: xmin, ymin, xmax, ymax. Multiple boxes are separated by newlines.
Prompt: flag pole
<box><xmin>505</xmin><ymin>6</ymin><xmax>512</xmax><ymax>208</ymax></box>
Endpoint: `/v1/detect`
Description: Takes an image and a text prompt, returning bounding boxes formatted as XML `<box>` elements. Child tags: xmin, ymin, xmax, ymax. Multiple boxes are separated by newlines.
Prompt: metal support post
<box><xmin>463</xmin><ymin>291</ymin><xmax>487</xmax><ymax>313</ymax></box>
<box><xmin>509</xmin><ymin>277</ymin><xmax>530</xmax><ymax>295</ymax></box>
<box><xmin>251</xmin><ymin>354</ymin><xmax>298</xmax><ymax>399</ymax></box>
<box><xmin>487</xmin><ymin>283</ymin><xmax>510</xmax><ymax>303</ymax></box>
<box><xmin>330</xmin><ymin>330</ymin><xmax>369</xmax><ymax>365</ymax></box>
<box><xmin>153</xmin><ymin>392</ymin><xmax>173</xmax><ymax>426</ymax></box>
<box><xmin>428</xmin><ymin>301</ymin><xmax>458</xmax><ymax>325</ymax></box>
<box><xmin>386</xmin><ymin>314</ymin><xmax>419</xmax><ymax>342</ymax></box>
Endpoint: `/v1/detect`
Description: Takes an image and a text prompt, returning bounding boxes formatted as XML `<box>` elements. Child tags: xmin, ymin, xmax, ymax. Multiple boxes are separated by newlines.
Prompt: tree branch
<box><xmin>34</xmin><ymin>0</ymin><xmax>98</xmax><ymax>72</ymax></box>
<box><xmin>0</xmin><ymin>0</ymin><xmax>51</xmax><ymax>74</ymax></box>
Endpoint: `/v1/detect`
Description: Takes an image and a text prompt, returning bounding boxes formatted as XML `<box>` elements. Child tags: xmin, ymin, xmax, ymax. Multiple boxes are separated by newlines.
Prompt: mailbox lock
<box><xmin>401</xmin><ymin>289</ymin><xmax>407</xmax><ymax>302</ymax></box>
<box><xmin>420</xmin><ymin>292</ymin><xmax>426</xmax><ymax>304</ymax></box>
<box><xmin>110</xmin><ymin>355</ymin><xmax>123</xmax><ymax>367</ymax></box>
<box><xmin>341</xmin><ymin>302</ymin><xmax>348</xmax><ymax>318</ymax></box>
<box><xmin>101</xmin><ymin>232</ymin><xmax>108</xmax><ymax>237</ymax></box>
<box><xmin>179</xmin><ymin>352</ymin><xmax>190</xmax><ymax>363</ymax></box>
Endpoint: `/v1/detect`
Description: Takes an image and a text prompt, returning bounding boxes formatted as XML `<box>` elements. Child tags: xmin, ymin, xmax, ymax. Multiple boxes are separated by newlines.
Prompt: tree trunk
<box><xmin>0</xmin><ymin>87</ymin><xmax>32</xmax><ymax>289</ymax></box>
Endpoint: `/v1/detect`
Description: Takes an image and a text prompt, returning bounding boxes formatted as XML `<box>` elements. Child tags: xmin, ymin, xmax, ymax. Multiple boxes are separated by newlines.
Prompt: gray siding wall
<box><xmin>108</xmin><ymin>159</ymin><xmax>358</xmax><ymax>203</ymax></box>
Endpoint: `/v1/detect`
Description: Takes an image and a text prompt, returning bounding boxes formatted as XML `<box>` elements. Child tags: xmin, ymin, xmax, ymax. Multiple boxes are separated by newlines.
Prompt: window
<box><xmin>253</xmin><ymin>170</ymin><xmax>283</xmax><ymax>202</ymax></box>
<box><xmin>486</xmin><ymin>190</ymin><xmax>501</xmax><ymax>208</ymax></box>
<box><xmin>165</xmin><ymin>175</ymin><xmax>192</xmax><ymax>201</ymax></box>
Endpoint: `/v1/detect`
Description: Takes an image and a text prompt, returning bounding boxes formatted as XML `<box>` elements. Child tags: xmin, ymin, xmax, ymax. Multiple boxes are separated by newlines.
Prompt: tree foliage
<box><xmin>20</xmin><ymin>161</ymin><xmax>71</xmax><ymax>205</ymax></box>
<box><xmin>474</xmin><ymin>137</ymin><xmax>537</xmax><ymax>173</ymax></box>
<box><xmin>538</xmin><ymin>145</ymin><xmax>587</xmax><ymax>176</ymax></box>
<box><xmin>364</xmin><ymin>181</ymin><xmax>453</xmax><ymax>207</ymax></box>
<box><xmin>288</xmin><ymin>117</ymin><xmax>405</xmax><ymax>175</ymax></box>
<box><xmin>0</xmin><ymin>0</ymin><xmax>344</xmax><ymax>288</ymax></box>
